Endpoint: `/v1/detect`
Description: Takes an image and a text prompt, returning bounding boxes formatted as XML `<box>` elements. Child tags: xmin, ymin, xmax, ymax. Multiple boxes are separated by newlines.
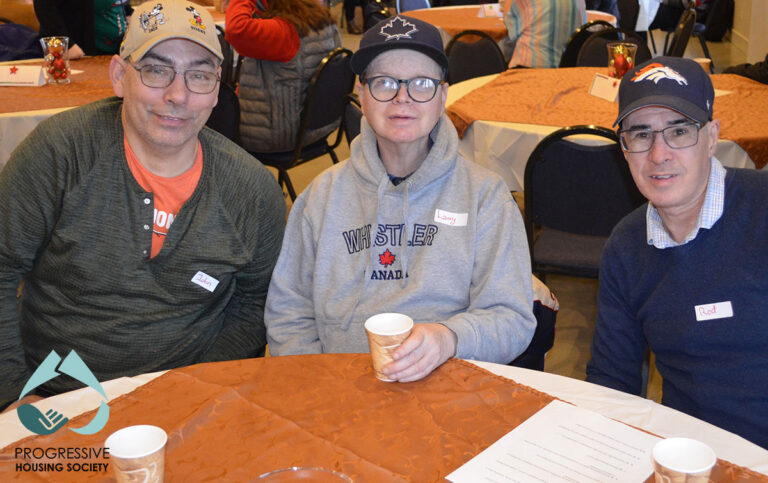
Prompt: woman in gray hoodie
<box><xmin>265</xmin><ymin>16</ymin><xmax>536</xmax><ymax>382</ymax></box>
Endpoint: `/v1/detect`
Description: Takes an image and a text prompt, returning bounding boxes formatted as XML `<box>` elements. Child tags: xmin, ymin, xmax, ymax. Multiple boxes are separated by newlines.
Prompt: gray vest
<box><xmin>238</xmin><ymin>24</ymin><xmax>342</xmax><ymax>153</ymax></box>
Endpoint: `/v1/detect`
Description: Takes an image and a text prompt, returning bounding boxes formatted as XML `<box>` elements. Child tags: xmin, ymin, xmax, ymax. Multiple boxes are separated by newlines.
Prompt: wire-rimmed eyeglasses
<box><xmin>362</xmin><ymin>76</ymin><xmax>445</xmax><ymax>103</ymax></box>
<box><xmin>127</xmin><ymin>61</ymin><xmax>220</xmax><ymax>94</ymax></box>
<box><xmin>618</xmin><ymin>122</ymin><xmax>703</xmax><ymax>153</ymax></box>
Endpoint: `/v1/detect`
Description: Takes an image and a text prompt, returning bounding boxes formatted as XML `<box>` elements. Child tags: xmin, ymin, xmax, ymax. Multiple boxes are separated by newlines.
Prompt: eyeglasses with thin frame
<box><xmin>362</xmin><ymin>76</ymin><xmax>445</xmax><ymax>103</ymax></box>
<box><xmin>618</xmin><ymin>122</ymin><xmax>704</xmax><ymax>153</ymax></box>
<box><xmin>127</xmin><ymin>61</ymin><xmax>220</xmax><ymax>94</ymax></box>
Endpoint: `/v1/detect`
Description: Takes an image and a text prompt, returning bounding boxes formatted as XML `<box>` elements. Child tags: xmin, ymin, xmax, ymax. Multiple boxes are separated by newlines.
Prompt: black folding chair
<box><xmin>524</xmin><ymin>125</ymin><xmax>646</xmax><ymax>279</ymax></box>
<box><xmin>445</xmin><ymin>30</ymin><xmax>507</xmax><ymax>85</ymax></box>
<box><xmin>215</xmin><ymin>24</ymin><xmax>235</xmax><ymax>89</ymax></box>
<box><xmin>205</xmin><ymin>82</ymin><xmax>240</xmax><ymax>144</ymax></box>
<box><xmin>576</xmin><ymin>27</ymin><xmax>652</xmax><ymax>67</ymax></box>
<box><xmin>247</xmin><ymin>48</ymin><xmax>355</xmax><ymax>201</ymax></box>
<box><xmin>559</xmin><ymin>20</ymin><xmax>614</xmax><ymax>67</ymax></box>
<box><xmin>665</xmin><ymin>4</ymin><xmax>696</xmax><ymax>57</ymax></box>
<box><xmin>343</xmin><ymin>93</ymin><xmax>363</xmax><ymax>148</ymax></box>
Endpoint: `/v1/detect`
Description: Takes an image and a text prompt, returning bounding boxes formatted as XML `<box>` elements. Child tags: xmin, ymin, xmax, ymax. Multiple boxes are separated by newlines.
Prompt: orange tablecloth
<box><xmin>0</xmin><ymin>56</ymin><xmax>113</xmax><ymax>115</ymax></box>
<box><xmin>2</xmin><ymin>354</ymin><xmax>763</xmax><ymax>482</ymax></box>
<box><xmin>406</xmin><ymin>7</ymin><xmax>508</xmax><ymax>42</ymax></box>
<box><xmin>447</xmin><ymin>68</ymin><xmax>768</xmax><ymax>170</ymax></box>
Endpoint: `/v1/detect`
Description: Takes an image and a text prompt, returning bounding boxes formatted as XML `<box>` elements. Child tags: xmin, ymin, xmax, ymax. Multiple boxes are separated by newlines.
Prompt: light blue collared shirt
<box><xmin>646</xmin><ymin>157</ymin><xmax>726</xmax><ymax>249</ymax></box>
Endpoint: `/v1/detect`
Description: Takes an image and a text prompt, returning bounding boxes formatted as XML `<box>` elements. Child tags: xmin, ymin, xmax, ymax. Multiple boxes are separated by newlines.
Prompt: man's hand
<box><xmin>381</xmin><ymin>323</ymin><xmax>458</xmax><ymax>382</ymax></box>
<box><xmin>67</xmin><ymin>44</ymin><xmax>85</xmax><ymax>60</ymax></box>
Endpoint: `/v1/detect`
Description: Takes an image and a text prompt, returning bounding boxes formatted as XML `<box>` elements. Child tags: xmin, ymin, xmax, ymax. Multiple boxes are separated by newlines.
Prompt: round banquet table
<box><xmin>404</xmin><ymin>7</ymin><xmax>616</xmax><ymax>47</ymax></box>
<box><xmin>1</xmin><ymin>354</ymin><xmax>766</xmax><ymax>481</ymax></box>
<box><xmin>446</xmin><ymin>70</ymin><xmax>768</xmax><ymax>192</ymax></box>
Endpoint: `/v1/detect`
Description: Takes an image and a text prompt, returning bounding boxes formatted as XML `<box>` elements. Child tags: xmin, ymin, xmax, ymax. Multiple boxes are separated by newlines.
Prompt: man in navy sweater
<box><xmin>586</xmin><ymin>57</ymin><xmax>768</xmax><ymax>449</ymax></box>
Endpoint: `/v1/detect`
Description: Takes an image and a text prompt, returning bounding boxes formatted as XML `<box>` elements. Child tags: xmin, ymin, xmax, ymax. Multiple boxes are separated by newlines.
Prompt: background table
<box><xmin>446</xmin><ymin>69</ymin><xmax>768</xmax><ymax>192</ymax></box>
<box><xmin>0</xmin><ymin>56</ymin><xmax>114</xmax><ymax>170</ymax></box>
<box><xmin>405</xmin><ymin>7</ymin><xmax>616</xmax><ymax>46</ymax></box>
<box><xmin>1</xmin><ymin>354</ymin><xmax>766</xmax><ymax>480</ymax></box>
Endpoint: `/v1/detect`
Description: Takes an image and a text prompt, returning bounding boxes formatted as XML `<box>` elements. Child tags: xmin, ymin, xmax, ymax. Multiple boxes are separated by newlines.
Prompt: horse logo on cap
<box><xmin>379</xmin><ymin>17</ymin><xmax>418</xmax><ymax>41</ymax></box>
<box><xmin>631</xmin><ymin>63</ymin><xmax>688</xmax><ymax>86</ymax></box>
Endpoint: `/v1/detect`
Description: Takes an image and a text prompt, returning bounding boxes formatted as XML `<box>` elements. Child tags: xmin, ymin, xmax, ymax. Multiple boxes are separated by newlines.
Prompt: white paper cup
<box><xmin>364</xmin><ymin>313</ymin><xmax>414</xmax><ymax>382</ymax></box>
<box><xmin>693</xmin><ymin>57</ymin><xmax>712</xmax><ymax>73</ymax></box>
<box><xmin>652</xmin><ymin>437</ymin><xmax>716</xmax><ymax>483</ymax></box>
<box><xmin>105</xmin><ymin>425</ymin><xmax>168</xmax><ymax>483</ymax></box>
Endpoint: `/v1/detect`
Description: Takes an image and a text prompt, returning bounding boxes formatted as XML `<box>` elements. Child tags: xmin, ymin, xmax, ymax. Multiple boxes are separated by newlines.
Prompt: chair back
<box><xmin>445</xmin><ymin>30</ymin><xmax>507</xmax><ymax>85</ymax></box>
<box><xmin>215</xmin><ymin>25</ymin><xmax>235</xmax><ymax>88</ymax></box>
<box><xmin>523</xmin><ymin>125</ymin><xmax>646</xmax><ymax>273</ymax></box>
<box><xmin>702</xmin><ymin>0</ymin><xmax>733</xmax><ymax>41</ymax></box>
<box><xmin>343</xmin><ymin>93</ymin><xmax>363</xmax><ymax>148</ymax></box>
<box><xmin>294</xmin><ymin>47</ymin><xmax>355</xmax><ymax>159</ymax></box>
<box><xmin>616</xmin><ymin>0</ymin><xmax>639</xmax><ymax>32</ymax></box>
<box><xmin>559</xmin><ymin>20</ymin><xmax>614</xmax><ymax>67</ymax></box>
<box><xmin>205</xmin><ymin>82</ymin><xmax>240</xmax><ymax>144</ymax></box>
<box><xmin>576</xmin><ymin>27</ymin><xmax>652</xmax><ymax>67</ymax></box>
<box><xmin>666</xmin><ymin>5</ymin><xmax>696</xmax><ymax>57</ymax></box>
<box><xmin>396</xmin><ymin>0</ymin><xmax>430</xmax><ymax>14</ymax></box>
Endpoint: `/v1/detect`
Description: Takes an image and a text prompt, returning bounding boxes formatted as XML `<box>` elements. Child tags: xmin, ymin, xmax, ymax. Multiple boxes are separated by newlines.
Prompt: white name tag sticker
<box><xmin>0</xmin><ymin>65</ymin><xmax>45</xmax><ymax>86</ymax></box>
<box><xmin>191</xmin><ymin>271</ymin><xmax>220</xmax><ymax>292</ymax></box>
<box><xmin>434</xmin><ymin>209</ymin><xmax>468</xmax><ymax>227</ymax></box>
<box><xmin>694</xmin><ymin>301</ymin><xmax>733</xmax><ymax>321</ymax></box>
<box><xmin>588</xmin><ymin>73</ymin><xmax>620</xmax><ymax>103</ymax></box>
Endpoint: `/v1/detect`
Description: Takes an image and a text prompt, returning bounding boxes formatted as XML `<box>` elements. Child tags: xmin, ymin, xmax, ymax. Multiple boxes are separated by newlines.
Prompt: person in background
<box><xmin>504</xmin><ymin>0</ymin><xmax>586</xmax><ymax>68</ymax></box>
<box><xmin>585</xmin><ymin>0</ymin><xmax>618</xmax><ymax>19</ymax></box>
<box><xmin>586</xmin><ymin>57</ymin><xmax>768</xmax><ymax>449</ymax></box>
<box><xmin>343</xmin><ymin>0</ymin><xmax>363</xmax><ymax>34</ymax></box>
<box><xmin>34</xmin><ymin>0</ymin><xmax>132</xmax><ymax>59</ymax></box>
<box><xmin>265</xmin><ymin>16</ymin><xmax>536</xmax><ymax>382</ymax></box>
<box><xmin>225</xmin><ymin>0</ymin><xmax>341</xmax><ymax>153</ymax></box>
<box><xmin>0</xmin><ymin>0</ymin><xmax>284</xmax><ymax>410</ymax></box>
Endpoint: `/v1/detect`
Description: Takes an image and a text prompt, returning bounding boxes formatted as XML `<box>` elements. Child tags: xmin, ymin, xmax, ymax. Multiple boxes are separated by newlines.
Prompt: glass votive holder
<box><xmin>40</xmin><ymin>36</ymin><xmax>71</xmax><ymax>85</ymax></box>
<box><xmin>606</xmin><ymin>42</ymin><xmax>637</xmax><ymax>79</ymax></box>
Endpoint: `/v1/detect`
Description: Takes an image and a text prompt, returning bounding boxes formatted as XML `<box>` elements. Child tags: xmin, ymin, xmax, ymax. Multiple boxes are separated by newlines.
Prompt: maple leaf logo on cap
<box><xmin>379</xmin><ymin>16</ymin><xmax>418</xmax><ymax>41</ymax></box>
<box><xmin>378</xmin><ymin>249</ymin><xmax>396</xmax><ymax>267</ymax></box>
<box><xmin>631</xmin><ymin>63</ymin><xmax>688</xmax><ymax>86</ymax></box>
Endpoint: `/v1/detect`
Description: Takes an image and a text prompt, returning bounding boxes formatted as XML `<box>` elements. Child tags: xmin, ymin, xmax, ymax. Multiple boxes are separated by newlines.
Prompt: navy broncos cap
<box><xmin>614</xmin><ymin>56</ymin><xmax>715</xmax><ymax>127</ymax></box>
<box><xmin>350</xmin><ymin>15</ymin><xmax>449</xmax><ymax>76</ymax></box>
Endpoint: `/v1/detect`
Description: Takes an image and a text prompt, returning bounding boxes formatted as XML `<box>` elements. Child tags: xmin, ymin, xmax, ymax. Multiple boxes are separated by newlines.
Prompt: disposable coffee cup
<box><xmin>693</xmin><ymin>58</ymin><xmax>712</xmax><ymax>73</ymax></box>
<box><xmin>364</xmin><ymin>313</ymin><xmax>413</xmax><ymax>382</ymax></box>
<box><xmin>105</xmin><ymin>425</ymin><xmax>168</xmax><ymax>483</ymax></box>
<box><xmin>652</xmin><ymin>437</ymin><xmax>716</xmax><ymax>483</ymax></box>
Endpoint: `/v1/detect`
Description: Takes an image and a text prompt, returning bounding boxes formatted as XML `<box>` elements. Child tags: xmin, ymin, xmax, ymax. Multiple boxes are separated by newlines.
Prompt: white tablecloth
<box><xmin>2</xmin><ymin>361</ymin><xmax>766</xmax><ymax>475</ymax></box>
<box><xmin>447</xmin><ymin>74</ymin><xmax>759</xmax><ymax>193</ymax></box>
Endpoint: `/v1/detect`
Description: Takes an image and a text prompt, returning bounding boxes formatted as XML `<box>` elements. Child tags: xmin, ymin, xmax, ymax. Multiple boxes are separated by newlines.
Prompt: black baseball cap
<box><xmin>350</xmin><ymin>16</ymin><xmax>449</xmax><ymax>76</ymax></box>
<box><xmin>614</xmin><ymin>56</ymin><xmax>714</xmax><ymax>127</ymax></box>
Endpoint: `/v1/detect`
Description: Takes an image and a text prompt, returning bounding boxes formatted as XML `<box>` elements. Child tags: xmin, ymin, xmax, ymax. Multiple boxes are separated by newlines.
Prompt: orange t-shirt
<box><xmin>124</xmin><ymin>136</ymin><xmax>203</xmax><ymax>257</ymax></box>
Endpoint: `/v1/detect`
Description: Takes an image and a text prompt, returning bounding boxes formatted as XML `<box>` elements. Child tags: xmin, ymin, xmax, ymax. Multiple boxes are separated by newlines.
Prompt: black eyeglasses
<box><xmin>127</xmin><ymin>61</ymin><xmax>220</xmax><ymax>94</ymax></box>
<box><xmin>618</xmin><ymin>122</ymin><xmax>703</xmax><ymax>153</ymax></box>
<box><xmin>363</xmin><ymin>76</ymin><xmax>445</xmax><ymax>103</ymax></box>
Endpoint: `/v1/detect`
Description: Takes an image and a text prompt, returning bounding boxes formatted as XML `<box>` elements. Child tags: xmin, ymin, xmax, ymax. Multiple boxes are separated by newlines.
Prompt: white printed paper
<box><xmin>191</xmin><ymin>271</ymin><xmax>219</xmax><ymax>292</ymax></box>
<box><xmin>434</xmin><ymin>209</ymin><xmax>468</xmax><ymax>227</ymax></box>
<box><xmin>589</xmin><ymin>73</ymin><xmax>620</xmax><ymax>103</ymax></box>
<box><xmin>695</xmin><ymin>301</ymin><xmax>733</xmax><ymax>321</ymax></box>
<box><xmin>447</xmin><ymin>400</ymin><xmax>659</xmax><ymax>482</ymax></box>
<box><xmin>0</xmin><ymin>65</ymin><xmax>45</xmax><ymax>86</ymax></box>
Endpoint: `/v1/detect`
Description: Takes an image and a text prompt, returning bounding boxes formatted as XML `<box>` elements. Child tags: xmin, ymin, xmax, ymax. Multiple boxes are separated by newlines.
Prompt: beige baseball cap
<box><xmin>119</xmin><ymin>0</ymin><xmax>223</xmax><ymax>62</ymax></box>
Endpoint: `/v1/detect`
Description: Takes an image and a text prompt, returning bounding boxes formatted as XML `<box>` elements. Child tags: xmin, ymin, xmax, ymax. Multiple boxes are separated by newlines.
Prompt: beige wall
<box><xmin>731</xmin><ymin>0</ymin><xmax>768</xmax><ymax>64</ymax></box>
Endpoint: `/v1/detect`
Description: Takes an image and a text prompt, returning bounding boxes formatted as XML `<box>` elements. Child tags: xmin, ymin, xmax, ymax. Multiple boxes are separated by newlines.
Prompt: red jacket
<box><xmin>225</xmin><ymin>0</ymin><xmax>301</xmax><ymax>62</ymax></box>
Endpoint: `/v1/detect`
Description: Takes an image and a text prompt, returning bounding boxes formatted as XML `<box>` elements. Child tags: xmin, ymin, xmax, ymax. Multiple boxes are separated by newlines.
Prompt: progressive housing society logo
<box><xmin>16</xmin><ymin>350</ymin><xmax>110</xmax><ymax>435</ymax></box>
<box><xmin>10</xmin><ymin>350</ymin><xmax>112</xmax><ymax>475</ymax></box>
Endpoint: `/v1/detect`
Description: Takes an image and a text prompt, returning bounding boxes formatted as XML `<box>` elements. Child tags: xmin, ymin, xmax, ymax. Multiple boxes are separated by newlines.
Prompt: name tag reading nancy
<box><xmin>191</xmin><ymin>271</ymin><xmax>219</xmax><ymax>292</ymax></box>
<box><xmin>694</xmin><ymin>301</ymin><xmax>733</xmax><ymax>321</ymax></box>
<box><xmin>434</xmin><ymin>209</ymin><xmax>468</xmax><ymax>227</ymax></box>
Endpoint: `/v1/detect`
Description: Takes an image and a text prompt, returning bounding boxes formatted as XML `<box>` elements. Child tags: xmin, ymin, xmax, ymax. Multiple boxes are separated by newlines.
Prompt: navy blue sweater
<box><xmin>587</xmin><ymin>168</ymin><xmax>768</xmax><ymax>449</ymax></box>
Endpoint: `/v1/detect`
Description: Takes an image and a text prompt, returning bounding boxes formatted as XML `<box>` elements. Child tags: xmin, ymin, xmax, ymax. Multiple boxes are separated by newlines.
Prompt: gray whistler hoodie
<box><xmin>264</xmin><ymin>114</ymin><xmax>535</xmax><ymax>363</ymax></box>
